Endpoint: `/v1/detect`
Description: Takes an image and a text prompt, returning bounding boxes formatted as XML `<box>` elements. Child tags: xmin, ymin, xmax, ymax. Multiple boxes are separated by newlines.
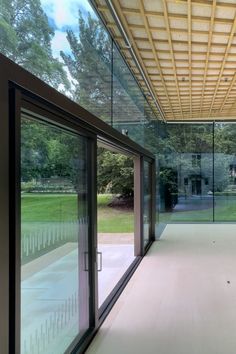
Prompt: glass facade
<box><xmin>21</xmin><ymin>116</ymin><xmax>90</xmax><ymax>353</ymax></box>
<box><xmin>0</xmin><ymin>0</ymin><xmax>159</xmax><ymax>240</ymax></box>
<box><xmin>0</xmin><ymin>0</ymin><xmax>156</xmax><ymax>129</ymax></box>
<box><xmin>112</xmin><ymin>44</ymin><xmax>146</xmax><ymax>144</ymax></box>
<box><xmin>158</xmin><ymin>123</ymin><xmax>213</xmax><ymax>223</ymax></box>
<box><xmin>158</xmin><ymin>122</ymin><xmax>236</xmax><ymax>224</ymax></box>
<box><xmin>2</xmin><ymin>1</ymin><xmax>236</xmax><ymax>353</ymax></box>
<box><xmin>214</xmin><ymin>123</ymin><xmax>236</xmax><ymax>222</ymax></box>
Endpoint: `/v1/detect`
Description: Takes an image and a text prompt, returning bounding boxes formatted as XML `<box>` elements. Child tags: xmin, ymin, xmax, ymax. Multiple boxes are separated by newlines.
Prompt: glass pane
<box><xmin>158</xmin><ymin>124</ymin><xmax>214</xmax><ymax>222</ymax></box>
<box><xmin>112</xmin><ymin>44</ymin><xmax>145</xmax><ymax>143</ymax></box>
<box><xmin>21</xmin><ymin>115</ymin><xmax>89</xmax><ymax>353</ymax></box>
<box><xmin>143</xmin><ymin>161</ymin><xmax>151</xmax><ymax>248</ymax></box>
<box><xmin>143</xmin><ymin>119</ymin><xmax>159</xmax><ymax>231</ymax></box>
<box><xmin>214</xmin><ymin>123</ymin><xmax>236</xmax><ymax>221</ymax></box>
<box><xmin>0</xmin><ymin>0</ymin><xmax>111</xmax><ymax>123</ymax></box>
<box><xmin>97</xmin><ymin>143</ymin><xmax>135</xmax><ymax>307</ymax></box>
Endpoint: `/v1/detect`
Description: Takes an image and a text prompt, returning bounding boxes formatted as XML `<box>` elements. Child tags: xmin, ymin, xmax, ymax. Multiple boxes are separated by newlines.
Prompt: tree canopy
<box><xmin>97</xmin><ymin>147</ymin><xmax>134</xmax><ymax>197</ymax></box>
<box><xmin>0</xmin><ymin>0</ymin><xmax>69</xmax><ymax>90</ymax></box>
<box><xmin>60</xmin><ymin>11</ymin><xmax>111</xmax><ymax>120</ymax></box>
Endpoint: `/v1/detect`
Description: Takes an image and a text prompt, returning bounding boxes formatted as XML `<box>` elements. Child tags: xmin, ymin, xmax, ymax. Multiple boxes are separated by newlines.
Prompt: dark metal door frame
<box><xmin>0</xmin><ymin>53</ymin><xmax>156</xmax><ymax>354</ymax></box>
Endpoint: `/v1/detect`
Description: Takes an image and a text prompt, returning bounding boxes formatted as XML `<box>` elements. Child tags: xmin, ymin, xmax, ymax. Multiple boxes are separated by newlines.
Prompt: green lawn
<box><xmin>21</xmin><ymin>193</ymin><xmax>134</xmax><ymax>233</ymax></box>
<box><xmin>160</xmin><ymin>196</ymin><xmax>236</xmax><ymax>222</ymax></box>
<box><xmin>160</xmin><ymin>209</ymin><xmax>213</xmax><ymax>222</ymax></box>
<box><xmin>22</xmin><ymin>194</ymin><xmax>79</xmax><ymax>222</ymax></box>
<box><xmin>22</xmin><ymin>193</ymin><xmax>236</xmax><ymax>235</ymax></box>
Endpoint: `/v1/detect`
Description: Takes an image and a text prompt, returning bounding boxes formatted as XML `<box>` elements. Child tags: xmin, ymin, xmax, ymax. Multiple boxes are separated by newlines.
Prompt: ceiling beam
<box><xmin>138</xmin><ymin>0</ymin><xmax>174</xmax><ymax>118</ymax></box>
<box><xmin>209</xmin><ymin>10</ymin><xmax>236</xmax><ymax>117</ymax></box>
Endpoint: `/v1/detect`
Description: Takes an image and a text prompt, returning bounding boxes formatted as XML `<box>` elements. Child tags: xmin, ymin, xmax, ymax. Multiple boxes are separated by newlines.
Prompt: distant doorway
<box><xmin>192</xmin><ymin>179</ymin><xmax>201</xmax><ymax>195</ymax></box>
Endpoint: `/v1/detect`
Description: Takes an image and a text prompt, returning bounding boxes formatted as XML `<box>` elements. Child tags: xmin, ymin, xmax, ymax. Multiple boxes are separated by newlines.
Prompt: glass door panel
<box><xmin>21</xmin><ymin>114</ymin><xmax>90</xmax><ymax>353</ymax></box>
<box><xmin>97</xmin><ymin>142</ymin><xmax>135</xmax><ymax>308</ymax></box>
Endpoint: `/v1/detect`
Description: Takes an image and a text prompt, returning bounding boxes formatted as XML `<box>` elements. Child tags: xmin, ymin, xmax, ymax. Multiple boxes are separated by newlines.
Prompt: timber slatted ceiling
<box><xmin>95</xmin><ymin>0</ymin><xmax>236</xmax><ymax>121</ymax></box>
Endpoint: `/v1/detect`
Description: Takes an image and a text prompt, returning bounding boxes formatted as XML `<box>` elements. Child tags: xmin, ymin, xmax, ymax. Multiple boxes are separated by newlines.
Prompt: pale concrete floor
<box><xmin>86</xmin><ymin>224</ymin><xmax>236</xmax><ymax>354</ymax></box>
<box><xmin>21</xmin><ymin>236</ymin><xmax>135</xmax><ymax>353</ymax></box>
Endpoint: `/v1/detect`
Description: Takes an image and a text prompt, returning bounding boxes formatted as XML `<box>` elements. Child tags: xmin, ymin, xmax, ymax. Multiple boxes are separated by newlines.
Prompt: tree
<box><xmin>21</xmin><ymin>118</ymin><xmax>52</xmax><ymax>182</ymax></box>
<box><xmin>0</xmin><ymin>0</ymin><xmax>69</xmax><ymax>90</ymax></box>
<box><xmin>97</xmin><ymin>147</ymin><xmax>134</xmax><ymax>198</ymax></box>
<box><xmin>60</xmin><ymin>12</ymin><xmax>136</xmax><ymax>199</ymax></box>
<box><xmin>21</xmin><ymin>118</ymin><xmax>80</xmax><ymax>181</ymax></box>
<box><xmin>60</xmin><ymin>11</ymin><xmax>111</xmax><ymax>120</ymax></box>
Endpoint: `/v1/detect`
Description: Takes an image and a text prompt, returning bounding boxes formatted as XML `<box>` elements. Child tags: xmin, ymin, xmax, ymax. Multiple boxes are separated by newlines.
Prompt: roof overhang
<box><xmin>94</xmin><ymin>0</ymin><xmax>236</xmax><ymax>122</ymax></box>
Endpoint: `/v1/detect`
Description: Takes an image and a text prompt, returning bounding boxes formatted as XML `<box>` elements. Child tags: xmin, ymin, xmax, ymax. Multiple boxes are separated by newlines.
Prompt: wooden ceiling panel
<box><xmin>214</xmin><ymin>23</ymin><xmax>232</xmax><ymax>32</ymax></box>
<box><xmin>147</xmin><ymin>16</ymin><xmax>166</xmax><ymax>27</ymax></box>
<box><xmin>125</xmin><ymin>13</ymin><xmax>142</xmax><ymax>25</ymax></box>
<box><xmin>192</xmin><ymin>3</ymin><xmax>212</xmax><ymax>17</ymax></box>
<box><xmin>95</xmin><ymin>0</ymin><xmax>236</xmax><ymax>120</ymax></box>
<box><xmin>152</xmin><ymin>31</ymin><xmax>169</xmax><ymax>40</ymax></box>
<box><xmin>131</xmin><ymin>28</ymin><xmax>148</xmax><ymax>37</ymax></box>
<box><xmin>192</xmin><ymin>21</ymin><xmax>209</xmax><ymax>31</ymax></box>
<box><xmin>143</xmin><ymin>0</ymin><xmax>163</xmax><ymax>12</ymax></box>
<box><xmin>167</xmin><ymin>2</ymin><xmax>187</xmax><ymax>15</ymax></box>
<box><xmin>137</xmin><ymin>41</ymin><xmax>151</xmax><ymax>50</ymax></box>
<box><xmin>120</xmin><ymin>0</ymin><xmax>139</xmax><ymax>8</ymax></box>
<box><xmin>212</xmin><ymin>34</ymin><xmax>230</xmax><ymax>44</ymax></box>
<box><xmin>215</xmin><ymin>6</ymin><xmax>235</xmax><ymax>19</ymax></box>
<box><xmin>191</xmin><ymin>33</ymin><xmax>209</xmax><ymax>42</ymax></box>
<box><xmin>169</xmin><ymin>18</ymin><xmax>188</xmax><ymax>29</ymax></box>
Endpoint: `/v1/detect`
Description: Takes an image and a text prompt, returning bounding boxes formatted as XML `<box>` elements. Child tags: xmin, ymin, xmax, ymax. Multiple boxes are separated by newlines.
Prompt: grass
<box><xmin>98</xmin><ymin>196</ymin><xmax>134</xmax><ymax>232</ymax></box>
<box><xmin>160</xmin><ymin>196</ymin><xmax>236</xmax><ymax>222</ymax></box>
<box><xmin>21</xmin><ymin>193</ymin><xmax>134</xmax><ymax>233</ymax></box>
<box><xmin>22</xmin><ymin>193</ymin><xmax>236</xmax><ymax>235</ymax></box>
<box><xmin>22</xmin><ymin>194</ymin><xmax>79</xmax><ymax>222</ymax></box>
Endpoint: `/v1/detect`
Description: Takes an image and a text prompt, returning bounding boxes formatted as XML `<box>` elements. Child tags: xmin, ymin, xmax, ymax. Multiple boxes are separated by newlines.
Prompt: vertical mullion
<box><xmin>134</xmin><ymin>156</ymin><xmax>143</xmax><ymax>256</ymax></box>
<box><xmin>9</xmin><ymin>87</ymin><xmax>21</xmax><ymax>354</ymax></box>
<box><xmin>213</xmin><ymin>122</ymin><xmax>215</xmax><ymax>222</ymax></box>
<box><xmin>111</xmin><ymin>39</ymin><xmax>114</xmax><ymax>128</ymax></box>
<box><xmin>150</xmin><ymin>160</ymin><xmax>156</xmax><ymax>241</ymax></box>
<box><xmin>88</xmin><ymin>138</ymin><xmax>98</xmax><ymax>329</ymax></box>
<box><xmin>0</xmin><ymin>72</ymin><xmax>10</xmax><ymax>354</ymax></box>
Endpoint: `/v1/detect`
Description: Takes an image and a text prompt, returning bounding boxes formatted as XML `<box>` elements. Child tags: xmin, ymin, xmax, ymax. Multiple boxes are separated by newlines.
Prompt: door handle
<box><xmin>97</xmin><ymin>251</ymin><xmax>102</xmax><ymax>272</ymax></box>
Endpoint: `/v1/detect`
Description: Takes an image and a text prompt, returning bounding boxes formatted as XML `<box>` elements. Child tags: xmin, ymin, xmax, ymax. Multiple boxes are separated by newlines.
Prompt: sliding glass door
<box><xmin>18</xmin><ymin>104</ymin><xmax>155</xmax><ymax>352</ymax></box>
<box><xmin>97</xmin><ymin>142</ymin><xmax>135</xmax><ymax>309</ymax></box>
<box><xmin>2</xmin><ymin>52</ymin><xmax>156</xmax><ymax>353</ymax></box>
<box><xmin>21</xmin><ymin>114</ymin><xmax>90</xmax><ymax>353</ymax></box>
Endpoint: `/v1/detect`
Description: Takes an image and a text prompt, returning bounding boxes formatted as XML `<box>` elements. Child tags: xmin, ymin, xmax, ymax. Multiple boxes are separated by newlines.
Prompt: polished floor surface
<box><xmin>86</xmin><ymin>224</ymin><xmax>236</xmax><ymax>354</ymax></box>
<box><xmin>21</xmin><ymin>239</ymin><xmax>135</xmax><ymax>353</ymax></box>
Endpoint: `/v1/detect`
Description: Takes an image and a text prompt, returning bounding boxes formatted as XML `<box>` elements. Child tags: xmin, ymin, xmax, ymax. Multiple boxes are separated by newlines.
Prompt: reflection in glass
<box><xmin>60</xmin><ymin>9</ymin><xmax>112</xmax><ymax>123</ymax></box>
<box><xmin>0</xmin><ymin>0</ymin><xmax>112</xmax><ymax>123</ymax></box>
<box><xmin>21</xmin><ymin>116</ymin><xmax>89</xmax><ymax>353</ymax></box>
<box><xmin>112</xmin><ymin>43</ymin><xmax>145</xmax><ymax>145</ymax></box>
<box><xmin>97</xmin><ymin>143</ymin><xmax>135</xmax><ymax>307</ymax></box>
<box><xmin>158</xmin><ymin>124</ymin><xmax>213</xmax><ymax>222</ymax></box>
<box><xmin>214</xmin><ymin>123</ymin><xmax>236</xmax><ymax>221</ymax></box>
<box><xmin>143</xmin><ymin>161</ymin><xmax>151</xmax><ymax>248</ymax></box>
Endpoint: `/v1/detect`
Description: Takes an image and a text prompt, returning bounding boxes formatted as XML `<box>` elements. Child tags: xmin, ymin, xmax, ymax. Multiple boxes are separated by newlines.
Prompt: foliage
<box><xmin>0</xmin><ymin>0</ymin><xmax>69</xmax><ymax>90</ymax></box>
<box><xmin>60</xmin><ymin>11</ymin><xmax>111</xmax><ymax>120</ymax></box>
<box><xmin>156</xmin><ymin>123</ymin><xmax>236</xmax><ymax>213</ymax></box>
<box><xmin>97</xmin><ymin>147</ymin><xmax>134</xmax><ymax>197</ymax></box>
<box><xmin>21</xmin><ymin>118</ymin><xmax>87</xmax><ymax>195</ymax></box>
